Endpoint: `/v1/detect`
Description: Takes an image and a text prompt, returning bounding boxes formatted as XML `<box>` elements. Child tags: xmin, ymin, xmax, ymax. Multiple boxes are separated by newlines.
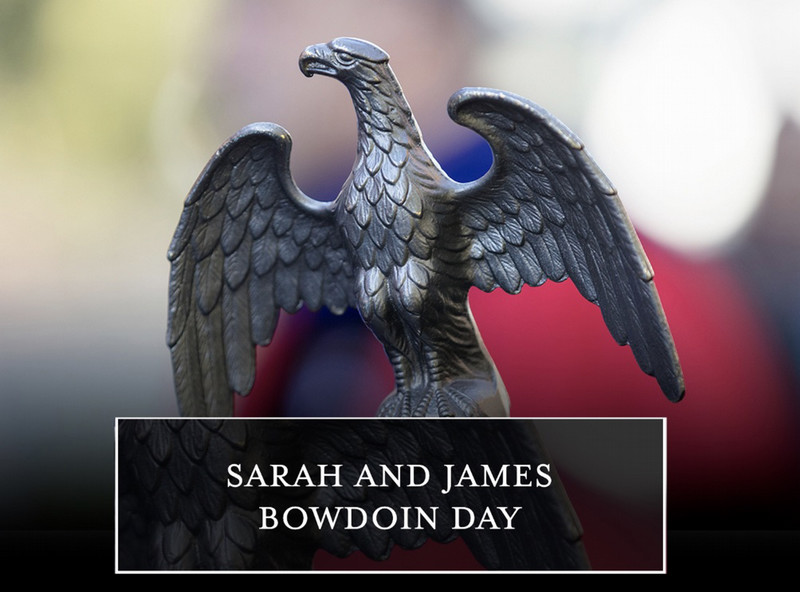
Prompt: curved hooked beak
<box><xmin>299</xmin><ymin>43</ymin><xmax>336</xmax><ymax>78</ymax></box>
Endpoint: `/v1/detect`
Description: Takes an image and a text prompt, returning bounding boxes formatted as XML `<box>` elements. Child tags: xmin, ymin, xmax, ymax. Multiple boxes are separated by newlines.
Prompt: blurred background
<box><xmin>1</xmin><ymin>0</ymin><xmax>799</xmax><ymax>571</ymax></box>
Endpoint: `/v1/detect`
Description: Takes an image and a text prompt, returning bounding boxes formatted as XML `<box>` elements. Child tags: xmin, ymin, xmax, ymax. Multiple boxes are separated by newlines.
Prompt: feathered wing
<box><xmin>167</xmin><ymin>123</ymin><xmax>356</xmax><ymax>416</ymax></box>
<box><xmin>449</xmin><ymin>88</ymin><xmax>684</xmax><ymax>402</ymax></box>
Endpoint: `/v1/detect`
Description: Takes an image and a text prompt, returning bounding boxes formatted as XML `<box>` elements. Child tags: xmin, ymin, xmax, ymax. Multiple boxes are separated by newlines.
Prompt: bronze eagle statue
<box><xmin>167</xmin><ymin>37</ymin><xmax>684</xmax><ymax>417</ymax></box>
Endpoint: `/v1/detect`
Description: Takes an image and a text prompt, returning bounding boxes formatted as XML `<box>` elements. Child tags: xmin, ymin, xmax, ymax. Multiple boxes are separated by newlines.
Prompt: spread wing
<box><xmin>167</xmin><ymin>123</ymin><xmax>356</xmax><ymax>416</ymax></box>
<box><xmin>449</xmin><ymin>88</ymin><xmax>684</xmax><ymax>402</ymax></box>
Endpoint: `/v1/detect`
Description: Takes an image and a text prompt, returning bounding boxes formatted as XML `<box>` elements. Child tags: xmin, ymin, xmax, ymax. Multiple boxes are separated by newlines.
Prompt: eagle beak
<box><xmin>299</xmin><ymin>44</ymin><xmax>336</xmax><ymax>78</ymax></box>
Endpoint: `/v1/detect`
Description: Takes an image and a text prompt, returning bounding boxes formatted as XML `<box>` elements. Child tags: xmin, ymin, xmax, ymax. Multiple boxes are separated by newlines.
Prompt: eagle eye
<box><xmin>335</xmin><ymin>51</ymin><xmax>356</xmax><ymax>66</ymax></box>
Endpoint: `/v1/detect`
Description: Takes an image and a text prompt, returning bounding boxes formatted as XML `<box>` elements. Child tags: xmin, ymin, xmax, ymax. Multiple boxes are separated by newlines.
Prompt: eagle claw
<box><xmin>377</xmin><ymin>380</ymin><xmax>501</xmax><ymax>417</ymax></box>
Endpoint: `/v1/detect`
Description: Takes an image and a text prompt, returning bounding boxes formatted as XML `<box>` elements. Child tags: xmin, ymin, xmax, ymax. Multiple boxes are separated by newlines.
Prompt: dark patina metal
<box><xmin>167</xmin><ymin>38</ymin><xmax>684</xmax><ymax>417</ymax></box>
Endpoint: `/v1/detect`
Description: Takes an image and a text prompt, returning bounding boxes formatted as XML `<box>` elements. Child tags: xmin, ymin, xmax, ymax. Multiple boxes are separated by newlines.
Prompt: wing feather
<box><xmin>167</xmin><ymin>123</ymin><xmax>356</xmax><ymax>416</ymax></box>
<box><xmin>449</xmin><ymin>88</ymin><xmax>684</xmax><ymax>401</ymax></box>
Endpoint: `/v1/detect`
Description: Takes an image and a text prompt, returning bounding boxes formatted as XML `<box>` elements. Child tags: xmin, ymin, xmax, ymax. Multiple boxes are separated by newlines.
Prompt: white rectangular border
<box><xmin>115</xmin><ymin>416</ymin><xmax>667</xmax><ymax>575</ymax></box>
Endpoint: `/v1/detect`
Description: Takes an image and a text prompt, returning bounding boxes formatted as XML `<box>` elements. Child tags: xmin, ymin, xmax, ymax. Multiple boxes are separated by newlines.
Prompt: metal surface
<box><xmin>167</xmin><ymin>37</ymin><xmax>684</xmax><ymax>417</ymax></box>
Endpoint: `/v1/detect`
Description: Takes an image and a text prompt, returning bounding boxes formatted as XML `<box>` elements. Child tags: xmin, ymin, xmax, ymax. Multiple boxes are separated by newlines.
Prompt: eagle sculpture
<box><xmin>167</xmin><ymin>37</ymin><xmax>684</xmax><ymax>417</ymax></box>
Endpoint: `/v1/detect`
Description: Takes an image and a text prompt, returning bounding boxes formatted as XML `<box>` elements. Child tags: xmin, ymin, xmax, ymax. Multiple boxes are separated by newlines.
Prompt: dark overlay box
<box><xmin>116</xmin><ymin>418</ymin><xmax>664</xmax><ymax>572</ymax></box>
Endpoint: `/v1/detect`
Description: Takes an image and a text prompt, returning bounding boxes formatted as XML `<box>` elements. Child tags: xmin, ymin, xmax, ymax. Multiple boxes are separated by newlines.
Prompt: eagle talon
<box><xmin>376</xmin><ymin>390</ymin><xmax>405</xmax><ymax>417</ymax></box>
<box><xmin>438</xmin><ymin>385</ymin><xmax>485</xmax><ymax>417</ymax></box>
<box><xmin>434</xmin><ymin>389</ymin><xmax>456</xmax><ymax>417</ymax></box>
<box><xmin>449</xmin><ymin>387</ymin><xmax>482</xmax><ymax>417</ymax></box>
<box><xmin>377</xmin><ymin>388</ymin><xmax>469</xmax><ymax>417</ymax></box>
<box><xmin>411</xmin><ymin>390</ymin><xmax>433</xmax><ymax>417</ymax></box>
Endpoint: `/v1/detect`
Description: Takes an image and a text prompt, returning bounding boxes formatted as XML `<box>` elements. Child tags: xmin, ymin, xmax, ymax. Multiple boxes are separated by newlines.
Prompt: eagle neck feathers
<box><xmin>336</xmin><ymin>65</ymin><xmax>445</xmax><ymax>275</ymax></box>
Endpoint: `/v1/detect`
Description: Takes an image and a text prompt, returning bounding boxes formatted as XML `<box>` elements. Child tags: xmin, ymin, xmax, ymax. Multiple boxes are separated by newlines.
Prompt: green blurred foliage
<box><xmin>0</xmin><ymin>0</ymin><xmax>220</xmax><ymax>278</ymax></box>
<box><xmin>0</xmin><ymin>0</ymin><xmax>45</xmax><ymax>82</ymax></box>
<box><xmin>0</xmin><ymin>0</ymin><xmax>214</xmax><ymax>166</ymax></box>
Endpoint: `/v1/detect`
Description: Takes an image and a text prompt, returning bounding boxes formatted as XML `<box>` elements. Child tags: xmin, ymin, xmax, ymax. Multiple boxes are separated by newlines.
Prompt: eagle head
<box><xmin>299</xmin><ymin>37</ymin><xmax>390</xmax><ymax>82</ymax></box>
